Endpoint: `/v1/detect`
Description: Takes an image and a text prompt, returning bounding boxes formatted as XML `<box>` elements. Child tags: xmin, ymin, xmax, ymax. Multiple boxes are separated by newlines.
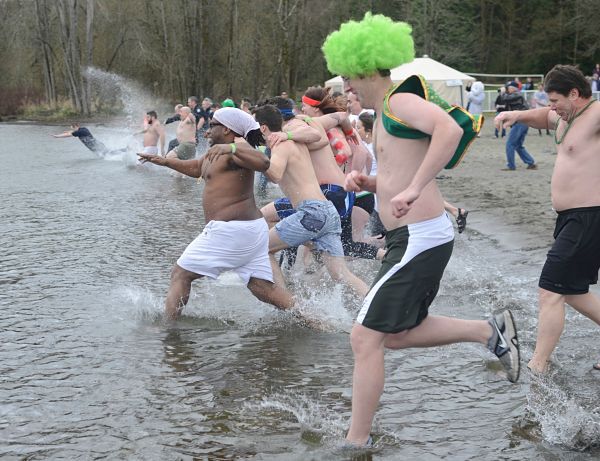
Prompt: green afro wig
<box><xmin>322</xmin><ymin>12</ymin><xmax>414</xmax><ymax>78</ymax></box>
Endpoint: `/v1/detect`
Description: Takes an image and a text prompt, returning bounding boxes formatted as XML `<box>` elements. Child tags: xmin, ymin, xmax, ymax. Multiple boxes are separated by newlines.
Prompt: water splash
<box><xmin>527</xmin><ymin>372</ymin><xmax>600</xmax><ymax>450</ymax></box>
<box><xmin>84</xmin><ymin>66</ymin><xmax>170</xmax><ymax>128</ymax></box>
<box><xmin>247</xmin><ymin>391</ymin><xmax>348</xmax><ymax>444</ymax></box>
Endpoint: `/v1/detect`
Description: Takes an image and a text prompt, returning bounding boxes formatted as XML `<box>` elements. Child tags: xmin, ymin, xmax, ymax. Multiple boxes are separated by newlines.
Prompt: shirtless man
<box><xmin>141</xmin><ymin>111</ymin><xmax>165</xmax><ymax>156</ymax></box>
<box><xmin>166</xmin><ymin>106</ymin><xmax>197</xmax><ymax>160</ymax></box>
<box><xmin>322</xmin><ymin>13</ymin><xmax>520</xmax><ymax>447</ymax></box>
<box><xmin>137</xmin><ymin>107</ymin><xmax>293</xmax><ymax>319</ymax></box>
<box><xmin>251</xmin><ymin>104</ymin><xmax>369</xmax><ymax>298</ymax></box>
<box><xmin>262</xmin><ymin>97</ymin><xmax>384</xmax><ymax>261</ymax></box>
<box><xmin>496</xmin><ymin>64</ymin><xmax>600</xmax><ymax>373</ymax></box>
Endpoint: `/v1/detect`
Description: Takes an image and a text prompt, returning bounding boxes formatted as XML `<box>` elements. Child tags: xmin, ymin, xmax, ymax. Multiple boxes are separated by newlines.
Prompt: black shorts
<box><xmin>539</xmin><ymin>206</ymin><xmax>600</xmax><ymax>295</ymax></box>
<box><xmin>354</xmin><ymin>193</ymin><xmax>375</xmax><ymax>215</ymax></box>
<box><xmin>357</xmin><ymin>214</ymin><xmax>454</xmax><ymax>333</ymax></box>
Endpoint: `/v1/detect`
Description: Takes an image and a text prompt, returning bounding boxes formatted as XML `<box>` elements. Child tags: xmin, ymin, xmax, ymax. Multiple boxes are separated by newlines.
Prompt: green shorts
<box><xmin>356</xmin><ymin>213</ymin><xmax>454</xmax><ymax>333</ymax></box>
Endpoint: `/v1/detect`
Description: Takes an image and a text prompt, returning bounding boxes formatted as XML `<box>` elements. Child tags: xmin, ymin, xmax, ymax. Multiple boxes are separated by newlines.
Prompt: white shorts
<box><xmin>177</xmin><ymin>218</ymin><xmax>273</xmax><ymax>283</ymax></box>
<box><xmin>143</xmin><ymin>145</ymin><xmax>159</xmax><ymax>155</ymax></box>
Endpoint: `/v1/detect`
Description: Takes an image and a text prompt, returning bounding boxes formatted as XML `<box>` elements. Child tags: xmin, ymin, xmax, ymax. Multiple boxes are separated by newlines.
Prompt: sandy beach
<box><xmin>438</xmin><ymin>117</ymin><xmax>558</xmax><ymax>253</ymax></box>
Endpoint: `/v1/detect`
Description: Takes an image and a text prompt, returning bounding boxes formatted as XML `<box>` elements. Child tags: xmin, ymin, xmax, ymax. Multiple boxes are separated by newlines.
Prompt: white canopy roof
<box><xmin>325</xmin><ymin>55</ymin><xmax>476</xmax><ymax>106</ymax></box>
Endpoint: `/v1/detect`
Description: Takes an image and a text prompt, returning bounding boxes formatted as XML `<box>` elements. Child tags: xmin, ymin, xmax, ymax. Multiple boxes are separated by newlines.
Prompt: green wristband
<box><xmin>230</xmin><ymin>143</ymin><xmax>236</xmax><ymax>154</ymax></box>
<box><xmin>286</xmin><ymin>131</ymin><xmax>293</xmax><ymax>140</ymax></box>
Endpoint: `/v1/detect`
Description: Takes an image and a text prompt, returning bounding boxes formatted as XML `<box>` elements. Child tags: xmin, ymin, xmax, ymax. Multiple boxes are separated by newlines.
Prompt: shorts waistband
<box><xmin>386</xmin><ymin>212</ymin><xmax>453</xmax><ymax>237</ymax></box>
<box><xmin>556</xmin><ymin>206</ymin><xmax>600</xmax><ymax>215</ymax></box>
<box><xmin>296</xmin><ymin>199</ymin><xmax>330</xmax><ymax>209</ymax></box>
<box><xmin>206</xmin><ymin>217</ymin><xmax>266</xmax><ymax>228</ymax></box>
<box><xmin>320</xmin><ymin>184</ymin><xmax>345</xmax><ymax>193</ymax></box>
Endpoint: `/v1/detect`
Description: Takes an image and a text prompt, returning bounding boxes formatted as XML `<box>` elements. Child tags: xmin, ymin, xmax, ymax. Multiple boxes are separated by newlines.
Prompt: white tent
<box><xmin>325</xmin><ymin>55</ymin><xmax>475</xmax><ymax>107</ymax></box>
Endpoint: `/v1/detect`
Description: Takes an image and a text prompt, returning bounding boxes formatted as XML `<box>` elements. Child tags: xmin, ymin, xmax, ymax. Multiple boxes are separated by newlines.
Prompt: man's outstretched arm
<box><xmin>137</xmin><ymin>154</ymin><xmax>204</xmax><ymax>178</ymax></box>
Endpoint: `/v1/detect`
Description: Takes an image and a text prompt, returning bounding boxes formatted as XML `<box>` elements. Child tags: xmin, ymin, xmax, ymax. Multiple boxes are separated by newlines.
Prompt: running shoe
<box><xmin>487</xmin><ymin>310</ymin><xmax>520</xmax><ymax>383</ymax></box>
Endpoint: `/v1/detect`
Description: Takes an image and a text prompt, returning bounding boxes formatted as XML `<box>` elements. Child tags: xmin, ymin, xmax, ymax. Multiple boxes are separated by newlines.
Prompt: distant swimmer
<box><xmin>52</xmin><ymin>122</ymin><xmax>109</xmax><ymax>155</ymax></box>
<box><xmin>140</xmin><ymin>111</ymin><xmax>165</xmax><ymax>156</ymax></box>
<box><xmin>137</xmin><ymin>108</ymin><xmax>294</xmax><ymax>320</ymax></box>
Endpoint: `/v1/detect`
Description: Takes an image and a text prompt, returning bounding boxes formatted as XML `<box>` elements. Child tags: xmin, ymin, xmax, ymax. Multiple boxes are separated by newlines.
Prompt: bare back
<box><xmin>549</xmin><ymin>101</ymin><xmax>600</xmax><ymax>211</ymax></box>
<box><xmin>288</xmin><ymin>118</ymin><xmax>346</xmax><ymax>186</ymax></box>
<box><xmin>200</xmin><ymin>155</ymin><xmax>262</xmax><ymax>222</ymax></box>
<box><xmin>268</xmin><ymin>140</ymin><xmax>326</xmax><ymax>208</ymax></box>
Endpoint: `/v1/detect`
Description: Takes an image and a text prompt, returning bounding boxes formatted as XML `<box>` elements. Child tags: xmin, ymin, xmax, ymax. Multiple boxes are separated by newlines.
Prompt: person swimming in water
<box><xmin>52</xmin><ymin>122</ymin><xmax>110</xmax><ymax>155</ymax></box>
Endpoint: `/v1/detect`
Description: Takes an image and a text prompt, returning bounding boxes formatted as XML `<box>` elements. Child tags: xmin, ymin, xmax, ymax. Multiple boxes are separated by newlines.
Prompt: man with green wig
<box><xmin>322</xmin><ymin>13</ymin><xmax>520</xmax><ymax>447</ymax></box>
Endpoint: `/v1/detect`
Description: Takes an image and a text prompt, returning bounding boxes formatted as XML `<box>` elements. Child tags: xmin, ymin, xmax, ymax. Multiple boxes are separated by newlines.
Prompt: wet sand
<box><xmin>439</xmin><ymin>119</ymin><xmax>558</xmax><ymax>253</ymax></box>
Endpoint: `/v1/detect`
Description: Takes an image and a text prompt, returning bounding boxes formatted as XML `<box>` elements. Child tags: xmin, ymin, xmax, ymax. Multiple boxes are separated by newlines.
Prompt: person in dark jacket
<box><xmin>501</xmin><ymin>81</ymin><xmax>537</xmax><ymax>171</ymax></box>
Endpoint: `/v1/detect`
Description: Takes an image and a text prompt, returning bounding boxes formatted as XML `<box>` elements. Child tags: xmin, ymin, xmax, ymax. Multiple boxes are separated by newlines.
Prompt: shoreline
<box><xmin>439</xmin><ymin>121</ymin><xmax>557</xmax><ymax>255</ymax></box>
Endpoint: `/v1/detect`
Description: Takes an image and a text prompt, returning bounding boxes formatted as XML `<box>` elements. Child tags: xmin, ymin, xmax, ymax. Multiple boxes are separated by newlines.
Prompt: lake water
<box><xmin>1</xmin><ymin>123</ymin><xmax>599</xmax><ymax>460</ymax></box>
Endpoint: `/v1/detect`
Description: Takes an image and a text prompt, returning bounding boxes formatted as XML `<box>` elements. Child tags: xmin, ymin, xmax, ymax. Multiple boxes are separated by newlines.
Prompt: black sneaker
<box><xmin>487</xmin><ymin>310</ymin><xmax>520</xmax><ymax>382</ymax></box>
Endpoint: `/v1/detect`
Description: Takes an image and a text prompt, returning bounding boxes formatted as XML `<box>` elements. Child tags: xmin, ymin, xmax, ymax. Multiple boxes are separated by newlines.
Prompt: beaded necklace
<box><xmin>554</xmin><ymin>99</ymin><xmax>596</xmax><ymax>145</ymax></box>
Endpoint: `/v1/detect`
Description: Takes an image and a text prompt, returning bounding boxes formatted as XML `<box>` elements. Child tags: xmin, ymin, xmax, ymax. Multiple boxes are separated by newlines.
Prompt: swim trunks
<box><xmin>273</xmin><ymin>184</ymin><xmax>354</xmax><ymax>220</ymax></box>
<box><xmin>275</xmin><ymin>199</ymin><xmax>343</xmax><ymax>257</ymax></box>
<box><xmin>539</xmin><ymin>206</ymin><xmax>600</xmax><ymax>295</ymax></box>
<box><xmin>143</xmin><ymin>145</ymin><xmax>159</xmax><ymax>155</ymax></box>
<box><xmin>177</xmin><ymin>218</ymin><xmax>272</xmax><ymax>283</ymax></box>
<box><xmin>354</xmin><ymin>192</ymin><xmax>375</xmax><ymax>215</ymax></box>
<box><xmin>174</xmin><ymin>141</ymin><xmax>197</xmax><ymax>160</ymax></box>
<box><xmin>357</xmin><ymin>213</ymin><xmax>454</xmax><ymax>333</ymax></box>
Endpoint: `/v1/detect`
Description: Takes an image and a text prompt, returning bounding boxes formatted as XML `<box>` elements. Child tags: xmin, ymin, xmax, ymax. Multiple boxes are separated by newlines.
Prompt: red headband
<box><xmin>302</xmin><ymin>95</ymin><xmax>321</xmax><ymax>107</ymax></box>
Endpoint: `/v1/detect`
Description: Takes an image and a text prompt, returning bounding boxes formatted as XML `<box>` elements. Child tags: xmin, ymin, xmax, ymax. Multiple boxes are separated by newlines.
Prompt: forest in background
<box><xmin>0</xmin><ymin>0</ymin><xmax>599</xmax><ymax>118</ymax></box>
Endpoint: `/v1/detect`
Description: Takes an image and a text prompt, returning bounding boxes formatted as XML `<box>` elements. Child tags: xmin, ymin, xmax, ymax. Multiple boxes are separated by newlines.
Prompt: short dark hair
<box><xmin>358</xmin><ymin>112</ymin><xmax>374</xmax><ymax>132</ymax></box>
<box><xmin>265</xmin><ymin>96</ymin><xmax>295</xmax><ymax>121</ymax></box>
<box><xmin>544</xmin><ymin>65</ymin><xmax>592</xmax><ymax>98</ymax></box>
<box><xmin>188</xmin><ymin>96</ymin><xmax>199</xmax><ymax>103</ymax></box>
<box><xmin>146</xmin><ymin>110</ymin><xmax>157</xmax><ymax>119</ymax></box>
<box><xmin>254</xmin><ymin>104</ymin><xmax>283</xmax><ymax>132</ymax></box>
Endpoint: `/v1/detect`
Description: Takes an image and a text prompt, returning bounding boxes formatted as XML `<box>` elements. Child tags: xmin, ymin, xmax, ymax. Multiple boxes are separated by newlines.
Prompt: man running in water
<box><xmin>166</xmin><ymin>106</ymin><xmax>197</xmax><ymax>160</ymax></box>
<box><xmin>140</xmin><ymin>110</ymin><xmax>165</xmax><ymax>156</ymax></box>
<box><xmin>262</xmin><ymin>96</ymin><xmax>384</xmax><ymax>263</ymax></box>
<box><xmin>250</xmin><ymin>104</ymin><xmax>369</xmax><ymax>298</ymax></box>
<box><xmin>496</xmin><ymin>65</ymin><xmax>600</xmax><ymax>374</ymax></box>
<box><xmin>138</xmin><ymin>108</ymin><xmax>294</xmax><ymax>319</ymax></box>
<box><xmin>323</xmin><ymin>13</ymin><xmax>520</xmax><ymax>447</ymax></box>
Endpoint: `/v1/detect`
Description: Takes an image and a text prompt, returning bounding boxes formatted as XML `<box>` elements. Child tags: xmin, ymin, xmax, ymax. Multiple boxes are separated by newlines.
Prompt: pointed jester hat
<box><xmin>322</xmin><ymin>12</ymin><xmax>415</xmax><ymax>78</ymax></box>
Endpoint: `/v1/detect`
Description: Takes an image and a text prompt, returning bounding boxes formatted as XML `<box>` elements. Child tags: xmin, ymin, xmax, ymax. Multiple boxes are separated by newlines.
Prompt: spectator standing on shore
<box><xmin>501</xmin><ymin>81</ymin><xmax>537</xmax><ymax>171</ymax></box>
<box><xmin>494</xmin><ymin>88</ymin><xmax>507</xmax><ymax>138</ymax></box>
<box><xmin>466</xmin><ymin>81</ymin><xmax>485</xmax><ymax>116</ymax></box>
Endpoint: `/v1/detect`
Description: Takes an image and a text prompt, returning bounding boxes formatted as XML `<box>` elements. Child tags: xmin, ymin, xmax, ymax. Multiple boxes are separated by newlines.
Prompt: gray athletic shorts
<box><xmin>357</xmin><ymin>213</ymin><xmax>454</xmax><ymax>333</ymax></box>
<box><xmin>274</xmin><ymin>199</ymin><xmax>343</xmax><ymax>257</ymax></box>
<box><xmin>174</xmin><ymin>141</ymin><xmax>197</xmax><ymax>160</ymax></box>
